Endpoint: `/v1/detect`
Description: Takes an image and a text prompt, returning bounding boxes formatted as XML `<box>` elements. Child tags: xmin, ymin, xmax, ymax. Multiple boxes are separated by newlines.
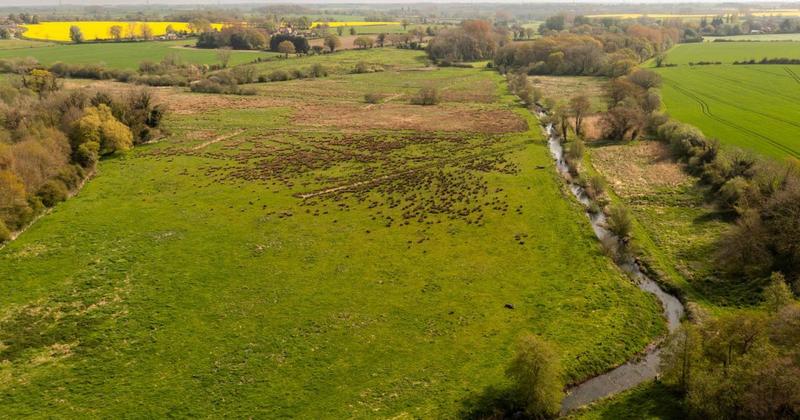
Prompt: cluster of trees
<box><xmin>268</xmin><ymin>34</ymin><xmax>310</xmax><ymax>55</ymax></box>
<box><xmin>197</xmin><ymin>27</ymin><xmax>268</xmax><ymax>50</ymax></box>
<box><xmin>0</xmin><ymin>72</ymin><xmax>163</xmax><ymax>242</ymax></box>
<box><xmin>427</xmin><ymin>20</ymin><xmax>508</xmax><ymax>62</ymax></box>
<box><xmin>655</xmin><ymin>119</ymin><xmax>800</xmax><ymax>294</ymax></box>
<box><xmin>494</xmin><ymin>25</ymin><xmax>677</xmax><ymax>77</ymax></box>
<box><xmin>661</xmin><ymin>299</ymin><xmax>800</xmax><ymax>418</ymax></box>
<box><xmin>599</xmin><ymin>69</ymin><xmax>662</xmax><ymax>141</ymax></box>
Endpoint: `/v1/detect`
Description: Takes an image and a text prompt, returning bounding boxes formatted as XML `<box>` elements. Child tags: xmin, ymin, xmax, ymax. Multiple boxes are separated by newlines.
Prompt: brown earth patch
<box><xmin>294</xmin><ymin>102</ymin><xmax>527</xmax><ymax>133</ymax></box>
<box><xmin>591</xmin><ymin>140</ymin><xmax>690</xmax><ymax>198</ymax></box>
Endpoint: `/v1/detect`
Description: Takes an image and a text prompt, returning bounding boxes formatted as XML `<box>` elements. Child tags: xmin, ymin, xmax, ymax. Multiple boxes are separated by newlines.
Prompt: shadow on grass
<box><xmin>581</xmin><ymin>382</ymin><xmax>685</xmax><ymax>420</ymax></box>
<box><xmin>458</xmin><ymin>384</ymin><xmax>526</xmax><ymax>419</ymax></box>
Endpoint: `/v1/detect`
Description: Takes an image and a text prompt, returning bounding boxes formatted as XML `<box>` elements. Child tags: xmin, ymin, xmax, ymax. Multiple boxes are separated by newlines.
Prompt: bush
<box><xmin>268</xmin><ymin>70</ymin><xmax>290</xmax><ymax>82</ymax></box>
<box><xmin>37</xmin><ymin>179</ymin><xmax>69</xmax><ymax>207</ymax></box>
<box><xmin>506</xmin><ymin>334</ymin><xmax>563</xmax><ymax>418</ymax></box>
<box><xmin>606</xmin><ymin>204</ymin><xmax>632</xmax><ymax>241</ymax></box>
<box><xmin>410</xmin><ymin>87</ymin><xmax>440</xmax><ymax>106</ymax></box>
<box><xmin>364</xmin><ymin>92</ymin><xmax>384</xmax><ymax>104</ymax></box>
<box><xmin>352</xmin><ymin>61</ymin><xmax>384</xmax><ymax>74</ymax></box>
<box><xmin>308</xmin><ymin>63</ymin><xmax>327</xmax><ymax>78</ymax></box>
<box><xmin>0</xmin><ymin>219</ymin><xmax>10</xmax><ymax>243</ymax></box>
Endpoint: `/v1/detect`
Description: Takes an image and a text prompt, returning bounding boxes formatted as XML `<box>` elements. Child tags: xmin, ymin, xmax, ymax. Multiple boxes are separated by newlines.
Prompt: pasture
<box><xmin>0</xmin><ymin>40</ymin><xmax>270</xmax><ymax>70</ymax></box>
<box><xmin>656</xmin><ymin>64</ymin><xmax>800</xmax><ymax>158</ymax></box>
<box><xmin>660</xmin><ymin>41</ymin><xmax>800</xmax><ymax>65</ymax></box>
<box><xmin>705</xmin><ymin>33</ymin><xmax>800</xmax><ymax>42</ymax></box>
<box><xmin>0</xmin><ymin>63</ymin><xmax>666</xmax><ymax>416</ymax></box>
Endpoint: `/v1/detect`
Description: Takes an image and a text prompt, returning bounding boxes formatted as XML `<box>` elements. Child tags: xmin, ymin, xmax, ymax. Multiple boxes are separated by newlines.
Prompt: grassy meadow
<box><xmin>0</xmin><ymin>39</ymin><xmax>269</xmax><ymax>70</ymax></box>
<box><xmin>0</xmin><ymin>60</ymin><xmax>667</xmax><ymax>416</ymax></box>
<box><xmin>660</xmin><ymin>41</ymin><xmax>800</xmax><ymax>65</ymax></box>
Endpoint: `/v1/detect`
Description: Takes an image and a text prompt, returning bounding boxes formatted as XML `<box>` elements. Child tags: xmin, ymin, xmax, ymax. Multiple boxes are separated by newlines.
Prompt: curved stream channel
<box><xmin>537</xmin><ymin>114</ymin><xmax>686</xmax><ymax>415</ymax></box>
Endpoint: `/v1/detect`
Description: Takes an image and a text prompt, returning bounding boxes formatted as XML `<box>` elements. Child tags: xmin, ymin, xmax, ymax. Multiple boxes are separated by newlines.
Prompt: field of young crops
<box><xmin>21</xmin><ymin>21</ymin><xmax>224</xmax><ymax>42</ymax></box>
<box><xmin>654</xmin><ymin>42</ymin><xmax>800</xmax><ymax>158</ymax></box>
<box><xmin>660</xmin><ymin>41</ymin><xmax>800</xmax><ymax>65</ymax></box>
<box><xmin>0</xmin><ymin>51</ymin><xmax>666</xmax><ymax>417</ymax></box>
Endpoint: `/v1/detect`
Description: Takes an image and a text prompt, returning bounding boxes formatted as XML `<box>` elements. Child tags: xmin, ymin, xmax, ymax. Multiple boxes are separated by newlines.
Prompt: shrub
<box><xmin>606</xmin><ymin>204</ymin><xmax>632</xmax><ymax>241</ymax></box>
<box><xmin>268</xmin><ymin>70</ymin><xmax>290</xmax><ymax>82</ymax></box>
<box><xmin>37</xmin><ymin>179</ymin><xmax>69</xmax><ymax>207</ymax></box>
<box><xmin>410</xmin><ymin>87</ymin><xmax>440</xmax><ymax>106</ymax></box>
<box><xmin>308</xmin><ymin>63</ymin><xmax>327</xmax><ymax>78</ymax></box>
<box><xmin>0</xmin><ymin>219</ymin><xmax>10</xmax><ymax>242</ymax></box>
<box><xmin>364</xmin><ymin>92</ymin><xmax>384</xmax><ymax>104</ymax></box>
<box><xmin>506</xmin><ymin>334</ymin><xmax>563</xmax><ymax>418</ymax></box>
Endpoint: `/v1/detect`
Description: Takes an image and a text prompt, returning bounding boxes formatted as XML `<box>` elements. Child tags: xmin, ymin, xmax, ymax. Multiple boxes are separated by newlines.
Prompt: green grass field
<box><xmin>705</xmin><ymin>33</ymin><xmax>800</xmax><ymax>42</ymax></box>
<box><xmin>655</xmin><ymin>64</ymin><xmax>800</xmax><ymax>158</ymax></box>
<box><xmin>0</xmin><ymin>64</ymin><xmax>667</xmax><ymax>416</ymax></box>
<box><xmin>0</xmin><ymin>38</ymin><xmax>55</xmax><ymax>50</ymax></box>
<box><xmin>0</xmin><ymin>39</ymin><xmax>271</xmax><ymax>70</ymax></box>
<box><xmin>661</xmin><ymin>41</ymin><xmax>800</xmax><ymax>65</ymax></box>
<box><xmin>239</xmin><ymin>47</ymin><xmax>431</xmax><ymax>77</ymax></box>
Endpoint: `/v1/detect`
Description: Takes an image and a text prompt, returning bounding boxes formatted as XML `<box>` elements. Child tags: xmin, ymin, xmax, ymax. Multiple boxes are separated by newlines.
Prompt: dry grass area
<box><xmin>591</xmin><ymin>140</ymin><xmax>690</xmax><ymax>197</ymax></box>
<box><xmin>531</xmin><ymin>75</ymin><xmax>608</xmax><ymax>112</ymax></box>
<box><xmin>294</xmin><ymin>102</ymin><xmax>527</xmax><ymax>133</ymax></box>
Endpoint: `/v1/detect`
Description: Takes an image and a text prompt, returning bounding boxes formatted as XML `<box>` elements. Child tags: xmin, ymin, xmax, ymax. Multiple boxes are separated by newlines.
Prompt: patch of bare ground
<box><xmin>591</xmin><ymin>140</ymin><xmax>690</xmax><ymax>198</ymax></box>
<box><xmin>294</xmin><ymin>103</ymin><xmax>528</xmax><ymax>133</ymax></box>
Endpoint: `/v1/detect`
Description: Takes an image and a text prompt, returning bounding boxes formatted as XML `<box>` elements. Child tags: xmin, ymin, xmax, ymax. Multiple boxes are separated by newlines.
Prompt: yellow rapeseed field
<box><xmin>21</xmin><ymin>21</ymin><xmax>224</xmax><ymax>42</ymax></box>
<box><xmin>310</xmin><ymin>21</ymin><xmax>399</xmax><ymax>28</ymax></box>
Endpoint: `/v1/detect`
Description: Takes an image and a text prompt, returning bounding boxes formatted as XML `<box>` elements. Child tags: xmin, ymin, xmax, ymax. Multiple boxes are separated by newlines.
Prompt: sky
<box><xmin>1</xmin><ymin>0</ymin><xmax>790</xmax><ymax>5</ymax></box>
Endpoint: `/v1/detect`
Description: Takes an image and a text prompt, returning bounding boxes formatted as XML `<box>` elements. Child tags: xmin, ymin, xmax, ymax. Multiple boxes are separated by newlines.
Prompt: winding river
<box><xmin>538</xmin><ymin>116</ymin><xmax>686</xmax><ymax>415</ymax></box>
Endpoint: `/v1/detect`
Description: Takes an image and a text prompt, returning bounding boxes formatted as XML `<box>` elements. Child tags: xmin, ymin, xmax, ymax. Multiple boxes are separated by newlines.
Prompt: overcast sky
<box><xmin>0</xmin><ymin>0</ymin><xmax>787</xmax><ymax>6</ymax></box>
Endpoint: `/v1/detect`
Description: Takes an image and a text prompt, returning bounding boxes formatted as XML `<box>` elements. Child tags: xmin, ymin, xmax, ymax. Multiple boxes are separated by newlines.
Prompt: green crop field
<box><xmin>0</xmin><ymin>39</ymin><xmax>271</xmax><ymax>70</ymax></box>
<box><xmin>655</xmin><ymin>64</ymin><xmax>800</xmax><ymax>158</ymax></box>
<box><xmin>0</xmin><ymin>60</ymin><xmax>667</xmax><ymax>416</ymax></box>
<box><xmin>660</xmin><ymin>41</ymin><xmax>800</xmax><ymax>65</ymax></box>
<box><xmin>705</xmin><ymin>33</ymin><xmax>800</xmax><ymax>42</ymax></box>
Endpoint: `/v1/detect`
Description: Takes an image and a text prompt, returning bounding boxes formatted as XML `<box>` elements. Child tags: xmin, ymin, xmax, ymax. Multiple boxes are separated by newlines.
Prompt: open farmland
<box><xmin>0</xmin><ymin>39</ymin><xmax>269</xmax><ymax>70</ymax></box>
<box><xmin>0</xmin><ymin>60</ymin><xmax>667</xmax><ymax>416</ymax></box>
<box><xmin>21</xmin><ymin>21</ymin><xmax>223</xmax><ymax>42</ymax></box>
<box><xmin>660</xmin><ymin>41</ymin><xmax>800</xmax><ymax>65</ymax></box>
<box><xmin>655</xmin><ymin>64</ymin><xmax>800</xmax><ymax>158</ymax></box>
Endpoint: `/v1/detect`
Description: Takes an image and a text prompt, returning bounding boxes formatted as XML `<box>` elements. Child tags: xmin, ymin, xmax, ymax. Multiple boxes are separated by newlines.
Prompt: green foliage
<box><xmin>36</xmin><ymin>179</ymin><xmax>68</xmax><ymax>207</ymax></box>
<box><xmin>606</xmin><ymin>204</ymin><xmax>633</xmax><ymax>241</ymax></box>
<box><xmin>506</xmin><ymin>334</ymin><xmax>563</xmax><ymax>418</ymax></box>
<box><xmin>70</xmin><ymin>104</ymin><xmax>133</xmax><ymax>162</ymax></box>
<box><xmin>660</xmin><ymin>311</ymin><xmax>800</xmax><ymax>419</ymax></box>
<box><xmin>410</xmin><ymin>86</ymin><xmax>440</xmax><ymax>105</ymax></box>
<box><xmin>763</xmin><ymin>272</ymin><xmax>795</xmax><ymax>311</ymax></box>
<box><xmin>0</xmin><ymin>218</ymin><xmax>10</xmax><ymax>242</ymax></box>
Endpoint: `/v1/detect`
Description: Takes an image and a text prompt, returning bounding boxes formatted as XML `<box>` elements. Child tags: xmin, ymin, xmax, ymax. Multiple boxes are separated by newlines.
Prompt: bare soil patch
<box><xmin>294</xmin><ymin>103</ymin><xmax>527</xmax><ymax>133</ymax></box>
<box><xmin>591</xmin><ymin>140</ymin><xmax>690</xmax><ymax>198</ymax></box>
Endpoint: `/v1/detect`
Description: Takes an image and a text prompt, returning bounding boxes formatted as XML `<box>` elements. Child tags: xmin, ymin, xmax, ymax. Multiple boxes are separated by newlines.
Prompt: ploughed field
<box><xmin>656</xmin><ymin>42</ymin><xmax>800</xmax><ymax>158</ymax></box>
<box><xmin>0</xmin><ymin>53</ymin><xmax>665</xmax><ymax>416</ymax></box>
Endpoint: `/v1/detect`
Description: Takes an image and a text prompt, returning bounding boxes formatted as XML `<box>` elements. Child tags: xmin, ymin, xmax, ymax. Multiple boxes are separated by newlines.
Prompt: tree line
<box><xmin>0</xmin><ymin>71</ymin><xmax>164</xmax><ymax>243</ymax></box>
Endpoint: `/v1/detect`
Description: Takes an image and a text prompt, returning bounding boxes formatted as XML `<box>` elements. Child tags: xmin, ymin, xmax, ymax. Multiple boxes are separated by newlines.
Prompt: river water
<box><xmin>538</xmin><ymin>117</ymin><xmax>686</xmax><ymax>415</ymax></box>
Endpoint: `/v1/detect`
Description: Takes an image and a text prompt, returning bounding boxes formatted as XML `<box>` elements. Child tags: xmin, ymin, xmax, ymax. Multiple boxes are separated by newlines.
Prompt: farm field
<box><xmin>0</xmin><ymin>39</ymin><xmax>269</xmax><ymax>70</ymax></box>
<box><xmin>0</xmin><ymin>38</ymin><xmax>54</xmax><ymax>50</ymax></box>
<box><xmin>705</xmin><ymin>33</ymin><xmax>800</xmax><ymax>41</ymax></box>
<box><xmin>660</xmin><ymin>41</ymin><xmax>800</xmax><ymax>65</ymax></box>
<box><xmin>0</xmin><ymin>63</ymin><xmax>667</xmax><ymax>416</ymax></box>
<box><xmin>655</xmin><ymin>64</ymin><xmax>800</xmax><ymax>158</ymax></box>
<box><xmin>21</xmin><ymin>21</ymin><xmax>223</xmax><ymax>42</ymax></box>
<box><xmin>239</xmin><ymin>47</ymin><xmax>430</xmax><ymax>77</ymax></box>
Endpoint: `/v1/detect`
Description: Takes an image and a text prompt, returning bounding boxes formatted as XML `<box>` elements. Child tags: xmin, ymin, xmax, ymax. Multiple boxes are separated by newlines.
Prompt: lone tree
<box><xmin>69</xmin><ymin>25</ymin><xmax>83</xmax><ymax>43</ymax></box>
<box><xmin>216</xmin><ymin>48</ymin><xmax>232</xmax><ymax>68</ymax></box>
<box><xmin>569</xmin><ymin>95</ymin><xmax>591</xmax><ymax>138</ymax></box>
<box><xmin>109</xmin><ymin>25</ymin><xmax>123</xmax><ymax>41</ymax></box>
<box><xmin>349</xmin><ymin>27</ymin><xmax>357</xmax><ymax>35</ymax></box>
<box><xmin>376</xmin><ymin>33</ymin><xmax>386</xmax><ymax>47</ymax></box>
<box><xmin>140</xmin><ymin>23</ymin><xmax>153</xmax><ymax>40</ymax></box>
<box><xmin>324</xmin><ymin>34</ymin><xmax>341</xmax><ymax>52</ymax></box>
<box><xmin>278</xmin><ymin>40</ymin><xmax>296</xmax><ymax>58</ymax></box>
<box><xmin>506</xmin><ymin>334</ymin><xmax>563</xmax><ymax>418</ymax></box>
